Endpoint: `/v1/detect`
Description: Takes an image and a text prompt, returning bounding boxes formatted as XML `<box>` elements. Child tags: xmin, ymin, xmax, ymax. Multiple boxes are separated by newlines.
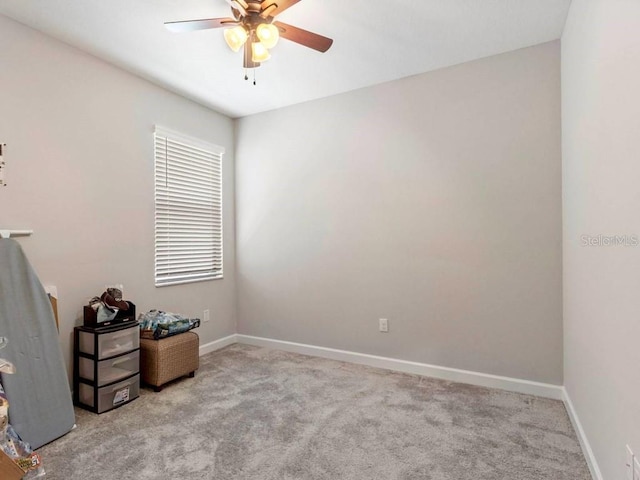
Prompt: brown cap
<box><xmin>101</xmin><ymin>291</ymin><xmax>129</xmax><ymax>310</ymax></box>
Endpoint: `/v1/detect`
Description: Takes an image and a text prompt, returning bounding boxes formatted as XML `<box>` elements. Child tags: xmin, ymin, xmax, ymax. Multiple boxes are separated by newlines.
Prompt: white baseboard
<box><xmin>562</xmin><ymin>387</ymin><xmax>602</xmax><ymax>480</ymax></box>
<box><xmin>235</xmin><ymin>334</ymin><xmax>564</xmax><ymax>400</ymax></box>
<box><xmin>199</xmin><ymin>334</ymin><xmax>238</xmax><ymax>356</ymax></box>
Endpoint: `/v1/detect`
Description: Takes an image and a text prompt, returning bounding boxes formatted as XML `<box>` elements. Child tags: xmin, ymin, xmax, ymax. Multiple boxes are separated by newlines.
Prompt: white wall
<box><xmin>562</xmin><ymin>1</ymin><xmax>640</xmax><ymax>479</ymax></box>
<box><xmin>236</xmin><ymin>42</ymin><xmax>563</xmax><ymax>384</ymax></box>
<box><xmin>0</xmin><ymin>15</ymin><xmax>236</xmax><ymax>382</ymax></box>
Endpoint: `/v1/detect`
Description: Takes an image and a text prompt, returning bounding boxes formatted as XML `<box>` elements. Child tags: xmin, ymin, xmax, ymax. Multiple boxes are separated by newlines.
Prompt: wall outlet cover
<box><xmin>379</xmin><ymin>318</ymin><xmax>388</xmax><ymax>333</ymax></box>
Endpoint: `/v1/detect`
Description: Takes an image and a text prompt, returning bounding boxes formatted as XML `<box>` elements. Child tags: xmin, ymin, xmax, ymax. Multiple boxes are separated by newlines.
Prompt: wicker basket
<box><xmin>139</xmin><ymin>332</ymin><xmax>199</xmax><ymax>391</ymax></box>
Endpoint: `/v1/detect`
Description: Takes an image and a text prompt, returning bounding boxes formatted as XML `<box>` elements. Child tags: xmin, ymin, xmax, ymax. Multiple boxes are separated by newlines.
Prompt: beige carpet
<box><xmin>38</xmin><ymin>344</ymin><xmax>591</xmax><ymax>479</ymax></box>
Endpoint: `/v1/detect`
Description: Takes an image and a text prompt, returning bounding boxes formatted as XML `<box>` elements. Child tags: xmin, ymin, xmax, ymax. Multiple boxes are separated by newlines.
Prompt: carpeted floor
<box><xmin>38</xmin><ymin>344</ymin><xmax>591</xmax><ymax>480</ymax></box>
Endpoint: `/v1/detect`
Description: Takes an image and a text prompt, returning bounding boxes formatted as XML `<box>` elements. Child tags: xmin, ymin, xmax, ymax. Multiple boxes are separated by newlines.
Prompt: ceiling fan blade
<box><xmin>259</xmin><ymin>4</ymin><xmax>278</xmax><ymax>18</ymax></box>
<box><xmin>164</xmin><ymin>18</ymin><xmax>238</xmax><ymax>33</ymax></box>
<box><xmin>264</xmin><ymin>0</ymin><xmax>302</xmax><ymax>17</ymax></box>
<box><xmin>274</xmin><ymin>21</ymin><xmax>333</xmax><ymax>52</ymax></box>
<box><xmin>243</xmin><ymin>41</ymin><xmax>260</xmax><ymax>69</ymax></box>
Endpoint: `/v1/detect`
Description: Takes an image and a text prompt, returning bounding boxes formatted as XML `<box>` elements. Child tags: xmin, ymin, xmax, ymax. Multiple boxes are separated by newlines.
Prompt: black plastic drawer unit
<box><xmin>73</xmin><ymin>321</ymin><xmax>140</xmax><ymax>413</ymax></box>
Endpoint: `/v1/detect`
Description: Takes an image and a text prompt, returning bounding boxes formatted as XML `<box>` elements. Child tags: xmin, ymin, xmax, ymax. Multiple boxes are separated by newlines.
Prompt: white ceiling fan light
<box><xmin>224</xmin><ymin>25</ymin><xmax>249</xmax><ymax>52</ymax></box>
<box><xmin>256</xmin><ymin>22</ymin><xmax>279</xmax><ymax>49</ymax></box>
<box><xmin>251</xmin><ymin>40</ymin><xmax>271</xmax><ymax>62</ymax></box>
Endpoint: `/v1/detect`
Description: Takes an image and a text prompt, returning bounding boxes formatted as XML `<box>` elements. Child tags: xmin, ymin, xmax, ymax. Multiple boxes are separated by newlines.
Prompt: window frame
<box><xmin>154</xmin><ymin>126</ymin><xmax>225</xmax><ymax>287</ymax></box>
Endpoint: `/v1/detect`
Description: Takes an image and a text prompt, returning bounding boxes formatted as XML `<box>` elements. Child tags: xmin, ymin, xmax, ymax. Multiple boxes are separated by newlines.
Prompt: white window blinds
<box><xmin>154</xmin><ymin>126</ymin><xmax>224</xmax><ymax>287</ymax></box>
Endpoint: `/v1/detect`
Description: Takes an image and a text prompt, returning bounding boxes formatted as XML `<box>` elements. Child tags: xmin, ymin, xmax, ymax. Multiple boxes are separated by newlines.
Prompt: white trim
<box><xmin>154</xmin><ymin>125</ymin><xmax>225</xmax><ymax>155</ymax></box>
<box><xmin>199</xmin><ymin>334</ymin><xmax>238</xmax><ymax>356</ymax></box>
<box><xmin>235</xmin><ymin>334</ymin><xmax>564</xmax><ymax>400</ymax></box>
<box><xmin>0</xmin><ymin>229</ymin><xmax>33</xmax><ymax>239</ymax></box>
<box><xmin>562</xmin><ymin>387</ymin><xmax>602</xmax><ymax>480</ymax></box>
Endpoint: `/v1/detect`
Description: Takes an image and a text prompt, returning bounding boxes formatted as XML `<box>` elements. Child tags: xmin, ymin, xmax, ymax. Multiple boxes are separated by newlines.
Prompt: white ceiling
<box><xmin>0</xmin><ymin>0</ymin><xmax>571</xmax><ymax>118</ymax></box>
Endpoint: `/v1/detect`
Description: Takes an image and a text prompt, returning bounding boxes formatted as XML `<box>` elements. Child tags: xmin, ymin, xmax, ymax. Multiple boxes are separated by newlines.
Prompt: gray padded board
<box><xmin>0</xmin><ymin>238</ymin><xmax>75</xmax><ymax>449</ymax></box>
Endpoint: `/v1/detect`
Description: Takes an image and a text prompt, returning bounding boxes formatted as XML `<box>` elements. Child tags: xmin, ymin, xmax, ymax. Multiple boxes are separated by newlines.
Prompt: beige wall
<box><xmin>236</xmin><ymin>42</ymin><xmax>563</xmax><ymax>384</ymax></box>
<box><xmin>0</xmin><ymin>12</ymin><xmax>567</xmax><ymax>396</ymax></box>
<box><xmin>0</xmin><ymin>15</ymin><xmax>236</xmax><ymax>382</ymax></box>
<box><xmin>562</xmin><ymin>1</ymin><xmax>640</xmax><ymax>479</ymax></box>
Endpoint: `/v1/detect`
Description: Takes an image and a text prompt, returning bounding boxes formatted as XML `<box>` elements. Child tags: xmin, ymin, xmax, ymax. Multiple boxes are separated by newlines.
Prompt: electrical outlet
<box><xmin>627</xmin><ymin>445</ymin><xmax>634</xmax><ymax>480</ymax></box>
<box><xmin>379</xmin><ymin>318</ymin><xmax>388</xmax><ymax>333</ymax></box>
<box><xmin>203</xmin><ymin>309</ymin><xmax>210</xmax><ymax>322</ymax></box>
<box><xmin>634</xmin><ymin>456</ymin><xmax>640</xmax><ymax>480</ymax></box>
<box><xmin>0</xmin><ymin>143</ymin><xmax>6</xmax><ymax>186</ymax></box>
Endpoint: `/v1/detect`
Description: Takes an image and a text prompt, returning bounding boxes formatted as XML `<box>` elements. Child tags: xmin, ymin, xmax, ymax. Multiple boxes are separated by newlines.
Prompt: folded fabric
<box><xmin>154</xmin><ymin>318</ymin><xmax>200</xmax><ymax>339</ymax></box>
<box><xmin>96</xmin><ymin>304</ymin><xmax>118</xmax><ymax>323</ymax></box>
<box><xmin>138</xmin><ymin>310</ymin><xmax>200</xmax><ymax>340</ymax></box>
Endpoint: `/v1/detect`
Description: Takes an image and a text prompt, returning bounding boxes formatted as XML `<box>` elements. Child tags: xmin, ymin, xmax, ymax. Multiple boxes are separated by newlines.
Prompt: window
<box><xmin>154</xmin><ymin>126</ymin><xmax>224</xmax><ymax>286</ymax></box>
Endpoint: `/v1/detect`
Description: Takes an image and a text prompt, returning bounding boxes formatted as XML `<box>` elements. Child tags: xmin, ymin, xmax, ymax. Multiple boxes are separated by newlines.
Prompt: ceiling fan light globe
<box><xmin>251</xmin><ymin>41</ymin><xmax>271</xmax><ymax>62</ymax></box>
<box><xmin>224</xmin><ymin>26</ymin><xmax>248</xmax><ymax>52</ymax></box>
<box><xmin>256</xmin><ymin>23</ymin><xmax>279</xmax><ymax>49</ymax></box>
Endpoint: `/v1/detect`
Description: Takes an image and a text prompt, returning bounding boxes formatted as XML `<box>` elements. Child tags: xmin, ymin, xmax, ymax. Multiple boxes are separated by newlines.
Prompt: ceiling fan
<box><xmin>165</xmin><ymin>0</ymin><xmax>333</xmax><ymax>73</ymax></box>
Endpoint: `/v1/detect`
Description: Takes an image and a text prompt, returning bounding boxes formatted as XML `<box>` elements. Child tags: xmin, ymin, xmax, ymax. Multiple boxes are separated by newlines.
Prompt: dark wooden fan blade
<box><xmin>243</xmin><ymin>41</ymin><xmax>261</xmax><ymax>69</ymax></box>
<box><xmin>274</xmin><ymin>21</ymin><xmax>333</xmax><ymax>52</ymax></box>
<box><xmin>264</xmin><ymin>0</ymin><xmax>302</xmax><ymax>17</ymax></box>
<box><xmin>164</xmin><ymin>18</ymin><xmax>238</xmax><ymax>33</ymax></box>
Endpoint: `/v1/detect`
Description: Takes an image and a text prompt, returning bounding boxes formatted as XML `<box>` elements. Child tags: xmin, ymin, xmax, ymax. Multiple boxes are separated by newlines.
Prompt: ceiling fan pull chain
<box><xmin>253</xmin><ymin>69</ymin><xmax>257</xmax><ymax>86</ymax></box>
<box><xmin>244</xmin><ymin>68</ymin><xmax>249</xmax><ymax>81</ymax></box>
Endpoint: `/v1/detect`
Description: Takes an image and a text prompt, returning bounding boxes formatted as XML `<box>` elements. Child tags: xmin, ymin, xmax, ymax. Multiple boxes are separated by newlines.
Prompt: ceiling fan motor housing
<box><xmin>239</xmin><ymin>1</ymin><xmax>277</xmax><ymax>29</ymax></box>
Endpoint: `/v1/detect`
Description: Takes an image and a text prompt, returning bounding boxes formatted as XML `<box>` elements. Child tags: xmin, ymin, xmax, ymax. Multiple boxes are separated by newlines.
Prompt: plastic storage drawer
<box><xmin>79</xmin><ymin>326</ymin><xmax>140</xmax><ymax>359</ymax></box>
<box><xmin>79</xmin><ymin>350</ymin><xmax>140</xmax><ymax>386</ymax></box>
<box><xmin>78</xmin><ymin>374</ymin><xmax>140</xmax><ymax>413</ymax></box>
